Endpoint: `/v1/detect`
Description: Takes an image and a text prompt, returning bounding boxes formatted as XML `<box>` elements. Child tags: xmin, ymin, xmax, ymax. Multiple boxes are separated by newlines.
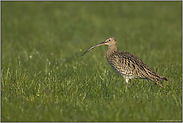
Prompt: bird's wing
<box><xmin>109</xmin><ymin>51</ymin><xmax>164</xmax><ymax>80</ymax></box>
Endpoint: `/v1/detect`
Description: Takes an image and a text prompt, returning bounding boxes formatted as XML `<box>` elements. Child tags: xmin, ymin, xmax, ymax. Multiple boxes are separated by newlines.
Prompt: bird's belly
<box><xmin>110</xmin><ymin>65</ymin><xmax>138</xmax><ymax>79</ymax></box>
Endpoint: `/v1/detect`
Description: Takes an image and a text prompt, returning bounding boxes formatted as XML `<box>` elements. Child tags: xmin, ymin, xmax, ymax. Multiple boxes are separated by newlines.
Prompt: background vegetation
<box><xmin>1</xmin><ymin>1</ymin><xmax>182</xmax><ymax>121</ymax></box>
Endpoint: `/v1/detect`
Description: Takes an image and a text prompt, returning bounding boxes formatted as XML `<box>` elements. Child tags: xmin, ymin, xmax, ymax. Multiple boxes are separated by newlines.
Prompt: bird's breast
<box><xmin>106</xmin><ymin>51</ymin><xmax>139</xmax><ymax>79</ymax></box>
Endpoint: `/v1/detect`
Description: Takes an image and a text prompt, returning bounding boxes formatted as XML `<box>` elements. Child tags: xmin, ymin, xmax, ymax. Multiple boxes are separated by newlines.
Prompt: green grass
<box><xmin>1</xmin><ymin>1</ymin><xmax>182</xmax><ymax>122</ymax></box>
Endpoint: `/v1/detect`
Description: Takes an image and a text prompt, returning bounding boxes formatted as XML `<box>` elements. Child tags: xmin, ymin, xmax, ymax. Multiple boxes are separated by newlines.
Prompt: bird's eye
<box><xmin>108</xmin><ymin>39</ymin><xmax>111</xmax><ymax>41</ymax></box>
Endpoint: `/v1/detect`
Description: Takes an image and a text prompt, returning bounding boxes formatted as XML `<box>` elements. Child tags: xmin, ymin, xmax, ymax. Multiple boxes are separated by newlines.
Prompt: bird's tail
<box><xmin>154</xmin><ymin>76</ymin><xmax>168</xmax><ymax>88</ymax></box>
<box><xmin>155</xmin><ymin>80</ymin><xmax>164</xmax><ymax>88</ymax></box>
<box><xmin>146</xmin><ymin>76</ymin><xmax>167</xmax><ymax>88</ymax></box>
<box><xmin>161</xmin><ymin>77</ymin><xmax>168</xmax><ymax>81</ymax></box>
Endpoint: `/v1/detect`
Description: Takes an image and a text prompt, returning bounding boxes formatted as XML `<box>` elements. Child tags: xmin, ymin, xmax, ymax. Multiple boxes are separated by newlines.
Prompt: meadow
<box><xmin>1</xmin><ymin>1</ymin><xmax>182</xmax><ymax>122</ymax></box>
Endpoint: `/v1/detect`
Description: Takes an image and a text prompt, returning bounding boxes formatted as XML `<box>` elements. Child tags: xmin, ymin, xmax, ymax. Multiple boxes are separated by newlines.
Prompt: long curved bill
<box><xmin>82</xmin><ymin>41</ymin><xmax>106</xmax><ymax>56</ymax></box>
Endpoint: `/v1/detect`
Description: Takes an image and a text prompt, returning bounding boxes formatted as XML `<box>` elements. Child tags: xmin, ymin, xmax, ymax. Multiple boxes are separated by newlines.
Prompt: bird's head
<box><xmin>102</xmin><ymin>37</ymin><xmax>117</xmax><ymax>46</ymax></box>
<box><xmin>82</xmin><ymin>37</ymin><xmax>117</xmax><ymax>56</ymax></box>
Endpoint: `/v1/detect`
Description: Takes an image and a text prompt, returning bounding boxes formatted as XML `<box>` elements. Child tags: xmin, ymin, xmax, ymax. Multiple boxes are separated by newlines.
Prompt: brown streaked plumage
<box><xmin>82</xmin><ymin>37</ymin><xmax>168</xmax><ymax>88</ymax></box>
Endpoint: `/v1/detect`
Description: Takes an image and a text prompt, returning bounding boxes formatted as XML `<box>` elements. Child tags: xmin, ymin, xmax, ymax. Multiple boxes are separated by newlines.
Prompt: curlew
<box><xmin>82</xmin><ymin>37</ymin><xmax>168</xmax><ymax>88</ymax></box>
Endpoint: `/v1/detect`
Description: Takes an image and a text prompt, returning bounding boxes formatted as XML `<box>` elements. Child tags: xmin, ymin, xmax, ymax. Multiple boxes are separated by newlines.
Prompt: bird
<box><xmin>82</xmin><ymin>37</ymin><xmax>168</xmax><ymax>88</ymax></box>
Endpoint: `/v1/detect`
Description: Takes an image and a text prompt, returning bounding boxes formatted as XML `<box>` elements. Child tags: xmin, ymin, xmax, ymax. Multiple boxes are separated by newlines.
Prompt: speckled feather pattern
<box><xmin>107</xmin><ymin>50</ymin><xmax>167</xmax><ymax>87</ymax></box>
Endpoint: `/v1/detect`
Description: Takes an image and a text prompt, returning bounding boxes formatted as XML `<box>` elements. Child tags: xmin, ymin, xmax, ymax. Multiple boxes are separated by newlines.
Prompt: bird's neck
<box><xmin>106</xmin><ymin>45</ymin><xmax>117</xmax><ymax>61</ymax></box>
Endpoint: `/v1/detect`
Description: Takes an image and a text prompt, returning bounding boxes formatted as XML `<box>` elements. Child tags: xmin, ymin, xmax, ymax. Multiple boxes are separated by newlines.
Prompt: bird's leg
<box><xmin>125</xmin><ymin>78</ymin><xmax>130</xmax><ymax>88</ymax></box>
<box><xmin>126</xmin><ymin>78</ymin><xmax>129</xmax><ymax>85</ymax></box>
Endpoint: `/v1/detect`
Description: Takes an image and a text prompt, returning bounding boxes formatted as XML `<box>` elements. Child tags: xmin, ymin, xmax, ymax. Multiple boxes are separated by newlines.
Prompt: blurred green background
<box><xmin>1</xmin><ymin>1</ymin><xmax>182</xmax><ymax>122</ymax></box>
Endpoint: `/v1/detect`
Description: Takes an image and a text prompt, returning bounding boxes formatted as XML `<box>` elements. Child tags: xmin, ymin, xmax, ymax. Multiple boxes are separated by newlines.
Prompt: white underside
<box><xmin>112</xmin><ymin>67</ymin><xmax>138</xmax><ymax>85</ymax></box>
